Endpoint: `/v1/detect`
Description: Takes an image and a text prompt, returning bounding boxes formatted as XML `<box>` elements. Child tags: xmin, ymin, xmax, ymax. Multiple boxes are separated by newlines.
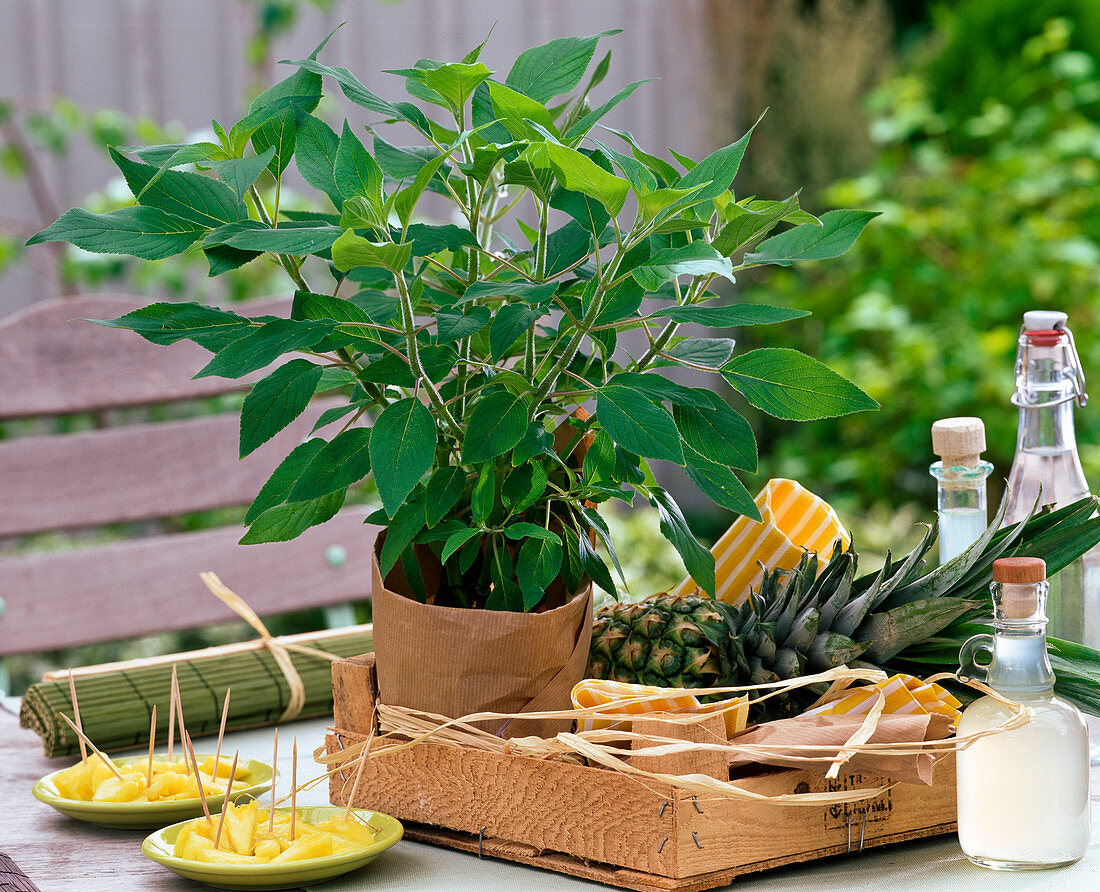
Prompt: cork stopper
<box><xmin>931</xmin><ymin>417</ymin><xmax>986</xmax><ymax>468</ymax></box>
<box><xmin>993</xmin><ymin>558</ymin><xmax>1047</xmax><ymax>621</ymax></box>
<box><xmin>992</xmin><ymin>557</ymin><xmax>1046</xmax><ymax>584</ymax></box>
<box><xmin>1023</xmin><ymin>310</ymin><xmax>1067</xmax><ymax>331</ymax></box>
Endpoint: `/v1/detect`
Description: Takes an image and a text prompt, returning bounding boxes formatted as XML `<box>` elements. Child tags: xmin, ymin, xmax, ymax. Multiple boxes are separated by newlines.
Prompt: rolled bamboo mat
<box><xmin>20</xmin><ymin>625</ymin><xmax>373</xmax><ymax>758</ymax></box>
<box><xmin>0</xmin><ymin>854</ymin><xmax>43</xmax><ymax>892</ymax></box>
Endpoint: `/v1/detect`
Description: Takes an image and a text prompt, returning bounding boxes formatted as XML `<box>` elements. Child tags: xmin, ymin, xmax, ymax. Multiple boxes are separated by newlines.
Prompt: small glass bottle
<box><xmin>956</xmin><ymin>557</ymin><xmax>1090</xmax><ymax>870</ymax></box>
<box><xmin>1003</xmin><ymin>310</ymin><xmax>1100</xmax><ymax>645</ymax></box>
<box><xmin>930</xmin><ymin>417</ymin><xmax>993</xmax><ymax>564</ymax></box>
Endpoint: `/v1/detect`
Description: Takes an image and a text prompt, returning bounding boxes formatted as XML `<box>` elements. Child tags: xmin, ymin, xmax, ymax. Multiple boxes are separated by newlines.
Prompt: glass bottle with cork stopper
<box><xmin>956</xmin><ymin>556</ymin><xmax>1090</xmax><ymax>870</ymax></box>
<box><xmin>930</xmin><ymin>417</ymin><xmax>993</xmax><ymax>564</ymax></box>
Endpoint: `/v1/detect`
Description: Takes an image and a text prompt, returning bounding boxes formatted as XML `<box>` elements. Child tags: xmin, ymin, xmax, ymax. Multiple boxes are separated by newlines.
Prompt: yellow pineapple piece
<box><xmin>223</xmin><ymin>801</ymin><xmax>257</xmax><ymax>855</ymax></box>
<box><xmin>270</xmin><ymin>831</ymin><xmax>333</xmax><ymax>862</ymax></box>
<box><xmin>200</xmin><ymin>756</ymin><xmax>252</xmax><ymax>781</ymax></box>
<box><xmin>144</xmin><ymin>771</ymin><xmax>188</xmax><ymax>801</ymax></box>
<box><xmin>186</xmin><ymin>835</ymin><xmax>258</xmax><ymax>865</ymax></box>
<box><xmin>253</xmin><ymin>838</ymin><xmax>281</xmax><ymax>862</ymax></box>
<box><xmin>315</xmin><ymin>815</ymin><xmax>377</xmax><ymax>848</ymax></box>
<box><xmin>52</xmin><ymin>760</ymin><xmax>95</xmax><ymax>801</ymax></box>
<box><xmin>89</xmin><ymin>755</ymin><xmax>123</xmax><ymax>789</ymax></box>
<box><xmin>91</xmin><ymin>771</ymin><xmax>145</xmax><ymax>803</ymax></box>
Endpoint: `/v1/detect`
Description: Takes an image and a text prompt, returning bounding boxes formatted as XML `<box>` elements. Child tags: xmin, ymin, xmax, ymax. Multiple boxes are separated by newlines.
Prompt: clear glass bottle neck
<box><xmin>1013</xmin><ymin>333</ymin><xmax>1079</xmax><ymax>452</ymax></box>
<box><xmin>987</xmin><ymin>580</ymin><xmax>1055</xmax><ymax>696</ymax></box>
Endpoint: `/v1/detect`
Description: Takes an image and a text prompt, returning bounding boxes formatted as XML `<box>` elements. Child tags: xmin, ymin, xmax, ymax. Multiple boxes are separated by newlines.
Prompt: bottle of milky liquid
<box><xmin>930</xmin><ymin>417</ymin><xmax>993</xmax><ymax>564</ymax></box>
<box><xmin>956</xmin><ymin>556</ymin><xmax>1090</xmax><ymax>869</ymax></box>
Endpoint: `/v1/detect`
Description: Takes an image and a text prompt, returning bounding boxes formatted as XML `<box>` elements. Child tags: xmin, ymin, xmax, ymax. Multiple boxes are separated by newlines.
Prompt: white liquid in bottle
<box><xmin>956</xmin><ymin>559</ymin><xmax>1091</xmax><ymax>870</ymax></box>
<box><xmin>937</xmin><ymin>507</ymin><xmax>987</xmax><ymax>564</ymax></box>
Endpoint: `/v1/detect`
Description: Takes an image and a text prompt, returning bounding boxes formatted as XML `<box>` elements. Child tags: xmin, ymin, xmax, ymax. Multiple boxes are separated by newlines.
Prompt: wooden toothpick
<box><xmin>167</xmin><ymin>664</ymin><xmax>178</xmax><ymax>764</ymax></box>
<box><xmin>172</xmin><ymin>667</ymin><xmax>189</xmax><ymax>776</ymax></box>
<box><xmin>59</xmin><ymin>713</ymin><xmax>123</xmax><ymax>781</ymax></box>
<box><xmin>212</xmin><ymin>688</ymin><xmax>231</xmax><ymax>779</ymax></box>
<box><xmin>67</xmin><ymin>670</ymin><xmax>87</xmax><ymax>763</ymax></box>
<box><xmin>213</xmin><ymin>750</ymin><xmax>239</xmax><ymax>851</ymax></box>
<box><xmin>343</xmin><ymin>739</ymin><xmax>370</xmax><ymax>822</ymax></box>
<box><xmin>268</xmin><ymin>728</ymin><xmax>278</xmax><ymax>833</ymax></box>
<box><xmin>146</xmin><ymin>705</ymin><xmax>157</xmax><ymax>788</ymax></box>
<box><xmin>183</xmin><ymin>731</ymin><xmax>211</xmax><ymax>824</ymax></box>
<box><xmin>290</xmin><ymin>737</ymin><xmax>297</xmax><ymax>841</ymax></box>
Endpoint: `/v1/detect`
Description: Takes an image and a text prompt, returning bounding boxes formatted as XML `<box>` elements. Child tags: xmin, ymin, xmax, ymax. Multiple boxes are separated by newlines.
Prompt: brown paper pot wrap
<box><xmin>371</xmin><ymin>538</ymin><xmax>594</xmax><ymax>739</ymax></box>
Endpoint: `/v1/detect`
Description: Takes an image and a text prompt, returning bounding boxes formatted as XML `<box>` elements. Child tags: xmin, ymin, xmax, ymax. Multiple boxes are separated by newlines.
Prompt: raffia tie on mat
<box><xmin>318</xmin><ymin>667</ymin><xmax>1033</xmax><ymax>808</ymax></box>
<box><xmin>199</xmin><ymin>572</ymin><xmax>344</xmax><ymax>723</ymax></box>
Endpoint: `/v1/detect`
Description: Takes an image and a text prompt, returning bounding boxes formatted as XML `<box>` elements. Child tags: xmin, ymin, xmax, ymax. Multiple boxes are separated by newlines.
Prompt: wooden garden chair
<box><xmin>0</xmin><ymin>293</ymin><xmax>378</xmax><ymax>692</ymax></box>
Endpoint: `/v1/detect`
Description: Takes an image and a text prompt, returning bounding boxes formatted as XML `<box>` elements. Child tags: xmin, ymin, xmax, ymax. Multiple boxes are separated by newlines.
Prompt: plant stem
<box><xmin>394</xmin><ymin>270</ymin><xmax>461</xmax><ymax>433</ymax></box>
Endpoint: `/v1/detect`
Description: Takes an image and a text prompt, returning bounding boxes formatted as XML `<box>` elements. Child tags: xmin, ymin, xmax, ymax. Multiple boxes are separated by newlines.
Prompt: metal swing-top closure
<box><xmin>1011</xmin><ymin>310</ymin><xmax>1088</xmax><ymax>410</ymax></box>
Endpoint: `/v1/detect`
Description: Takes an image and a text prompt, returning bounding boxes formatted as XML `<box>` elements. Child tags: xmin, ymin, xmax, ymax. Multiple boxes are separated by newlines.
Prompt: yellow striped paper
<box><xmin>571</xmin><ymin>679</ymin><xmax>748</xmax><ymax>737</ymax></box>
<box><xmin>803</xmin><ymin>673</ymin><xmax>962</xmax><ymax>725</ymax></box>
<box><xmin>674</xmin><ymin>478</ymin><xmax>851</xmax><ymax>604</ymax></box>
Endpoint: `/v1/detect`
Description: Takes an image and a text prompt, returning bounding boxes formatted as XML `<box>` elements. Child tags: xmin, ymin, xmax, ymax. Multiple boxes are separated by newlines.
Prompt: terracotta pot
<box><xmin>370</xmin><ymin>539</ymin><xmax>594</xmax><ymax>739</ymax></box>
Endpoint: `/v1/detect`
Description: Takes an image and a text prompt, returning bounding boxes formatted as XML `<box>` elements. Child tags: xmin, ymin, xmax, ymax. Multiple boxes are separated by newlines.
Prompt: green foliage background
<box><xmin>741</xmin><ymin>17</ymin><xmax>1100</xmax><ymax>518</ymax></box>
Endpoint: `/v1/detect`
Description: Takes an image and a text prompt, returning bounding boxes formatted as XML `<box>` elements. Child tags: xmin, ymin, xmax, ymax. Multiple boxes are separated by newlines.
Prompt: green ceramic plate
<box><xmin>141</xmin><ymin>806</ymin><xmax>403</xmax><ymax>890</ymax></box>
<box><xmin>32</xmin><ymin>755</ymin><xmax>275</xmax><ymax>829</ymax></box>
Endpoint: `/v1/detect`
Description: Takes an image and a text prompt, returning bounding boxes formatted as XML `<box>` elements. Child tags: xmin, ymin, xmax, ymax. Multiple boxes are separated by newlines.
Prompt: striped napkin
<box><xmin>803</xmin><ymin>674</ymin><xmax>962</xmax><ymax>724</ymax></box>
<box><xmin>571</xmin><ymin>679</ymin><xmax>748</xmax><ymax>736</ymax></box>
<box><xmin>674</xmin><ymin>478</ymin><xmax>850</xmax><ymax>604</ymax></box>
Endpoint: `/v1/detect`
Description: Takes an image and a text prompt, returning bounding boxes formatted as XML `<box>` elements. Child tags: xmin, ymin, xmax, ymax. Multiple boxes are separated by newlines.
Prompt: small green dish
<box><xmin>141</xmin><ymin>806</ymin><xmax>403</xmax><ymax>890</ymax></box>
<box><xmin>32</xmin><ymin>755</ymin><xmax>275</xmax><ymax>830</ymax></box>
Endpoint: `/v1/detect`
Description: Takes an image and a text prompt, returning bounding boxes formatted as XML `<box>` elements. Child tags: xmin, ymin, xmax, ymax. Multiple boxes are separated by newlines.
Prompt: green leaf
<box><xmin>550</xmin><ymin>184</ymin><xmax>611</xmax><ymax>236</ymax></box>
<box><xmin>27</xmin><ymin>206</ymin><xmax>206</xmax><ymax>259</ymax></box>
<box><xmin>471</xmin><ymin>463</ymin><xmax>495</xmax><ymax>525</ymax></box>
<box><xmin>425</xmin><ymin>466</ymin><xmax>466</xmax><ymax>527</ymax></box>
<box><xmin>331</xmin><ymin>230</ymin><xmax>411</xmax><ymax>274</ymax></box>
<box><xmin>436</xmin><ymin>305</ymin><xmax>491</xmax><ymax>341</ymax></box>
<box><xmin>207</xmin><ymin>148</ymin><xmax>277</xmax><ymax>202</ymax></box>
<box><xmin>462</xmin><ymin>280</ymin><xmax>558</xmax><ymax>305</ymax></box>
<box><xmin>673</xmin><ymin>396</ymin><xmax>757</xmax><ymax>472</ymax></box>
<box><xmin>517</xmin><ymin>537</ymin><xmax>563</xmax><ymax>610</ymax></box>
<box><xmin>292</xmin><ymin>289</ymin><xmax>373</xmax><ymax>325</ymax></box>
<box><xmin>359</xmin><ymin>345</ymin><xmax>456</xmax><ymax>387</ymax></box>
<box><xmin>110</xmin><ymin>147</ymin><xmax>245</xmax><ymax>227</ymax></box>
<box><xmin>504</xmin><ymin>522</ymin><xmax>561</xmax><ymax>544</ymax></box>
<box><xmin>95</xmin><ymin>302</ymin><xmax>249</xmax><ymax>350</ymax></box>
<box><xmin>712</xmin><ymin>193</ymin><xmax>803</xmax><ymax>256</ymax></box>
<box><xmin>655</xmin><ymin>337</ymin><xmax>737</xmax><ymax>370</ymax></box>
<box><xmin>603</xmin><ymin>126</ymin><xmax>680</xmax><ymax>186</ymax></box>
<box><xmin>487</xmin><ymin>81</ymin><xmax>557</xmax><ymax>140</ymax></box>
<box><xmin>588</xmin><ymin>138</ymin><xmax>657</xmax><ymax>196</ymax></box>
<box><xmin>442</xmin><ymin>526</ymin><xmax>482</xmax><ymax>564</ymax></box>
<box><xmin>544</xmin><ymin>219</ymin><xmax>594</xmax><ymax>277</ymax></box>
<box><xmin>564</xmin><ymin>79</ymin><xmax>650</xmax><ymax>141</ymax></box>
<box><xmin>462</xmin><ymin>140</ymin><xmax>528</xmax><ymax>184</ymax></box>
<box><xmin>463</xmin><ymin>391</ymin><xmax>529</xmax><ymax>463</ymax></box>
<box><xmin>651</xmin><ymin>303</ymin><xmax>809</xmax><ymax>327</ymax></box>
<box><xmin>632</xmin><ymin>242</ymin><xmax>735</xmax><ymax>291</ymax></box>
<box><xmin>311</xmin><ymin>403</ymin><xmax>362</xmax><ymax>433</ymax></box>
<box><xmin>241</xmin><ymin>489</ymin><xmax>344</xmax><ymax>544</ymax></box>
<box><xmin>118</xmin><ymin>142</ymin><xmax>219</xmax><ymax>167</ymax></box>
<box><xmin>369</xmin><ymin>398</ymin><xmax>437</xmax><ymax>517</ymax></box>
<box><xmin>501</xmin><ymin>463</ymin><xmax>548</xmax><ymax>512</ymax></box>
<box><xmin>289</xmin><ymin>427</ymin><xmax>372</xmax><ymax>500</ymax></box>
<box><xmin>405</xmin><ymin>223</ymin><xmax>479</xmax><ymax>255</ymax></box>
<box><xmin>505</xmin><ymin>31</ymin><xmax>620</xmax><ymax>103</ymax></box>
<box><xmin>293</xmin><ymin>112</ymin><xmax>342</xmax><ymax>207</ymax></box>
<box><xmin>195</xmin><ymin>319</ymin><xmax>335</xmax><ymax>379</ymax></box>
<box><xmin>248</xmin><ymin>57</ymin><xmax>323</xmax><ymax>174</ymax></box>
<box><xmin>288</xmin><ymin>59</ymin><xmax>433</xmax><ymax>136</ymax></box>
<box><xmin>649</xmin><ymin>486</ymin><xmax>715</xmax><ymax>596</ymax></box>
<box><xmin>722</xmin><ymin>347</ymin><xmax>879</xmax><ymax>421</ymax></box>
<box><xmin>417</xmin><ymin>61</ymin><xmax>493</xmax><ymax>110</ymax></box>
<box><xmin>246</xmin><ymin>438</ymin><xmax>325</xmax><ymax>523</ymax></box>
<box><xmin>239</xmin><ymin>359</ymin><xmax>323</xmax><ymax>457</ymax></box>
<box><xmin>574</xmin><ymin>525</ymin><xmax>617</xmax><ymax>596</ymax></box>
<box><xmin>334</xmin><ymin>121</ymin><xmax>384</xmax><ymax>205</ymax></box>
<box><xmin>683</xmin><ymin>449</ymin><xmax>760</xmax><ymax>519</ymax></box>
<box><xmin>604</xmin><ymin>372</ymin><xmax>711</xmax><ymax>407</ymax></box>
<box><xmin>512</xmin><ymin>423</ymin><xmax>554</xmax><ymax>465</ymax></box>
<box><xmin>206</xmin><ymin>221</ymin><xmax>342</xmax><ymax>255</ymax></box>
<box><xmin>205</xmin><ymin>244</ymin><xmax>260</xmax><ymax>276</ymax></box>
<box><xmin>379</xmin><ymin>501</ymin><xmax>428</xmax><ymax>576</ymax></box>
<box><xmin>595</xmin><ymin>385</ymin><xmax>683</xmax><ymax>463</ymax></box>
<box><xmin>393</xmin><ymin>152</ymin><xmax>449</xmax><ymax>227</ymax></box>
<box><xmin>674</xmin><ymin>123</ymin><xmax>756</xmax><ymax>203</ymax></box>
<box><xmin>489</xmin><ymin>304</ymin><xmax>541</xmax><ymax>361</ymax></box>
<box><xmin>744</xmin><ymin>209</ymin><xmax>879</xmax><ymax>267</ymax></box>
<box><xmin>545</xmin><ymin>143</ymin><xmax>629</xmax><ymax>215</ymax></box>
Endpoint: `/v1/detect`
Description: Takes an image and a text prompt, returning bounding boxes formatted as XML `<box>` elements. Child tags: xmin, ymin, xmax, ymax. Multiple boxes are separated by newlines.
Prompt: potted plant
<box><xmin>27</xmin><ymin>29</ymin><xmax>878</xmax><ymax>735</ymax></box>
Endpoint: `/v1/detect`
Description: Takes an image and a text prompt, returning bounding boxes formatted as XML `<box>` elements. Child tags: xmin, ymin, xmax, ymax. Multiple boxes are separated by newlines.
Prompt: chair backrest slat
<box><xmin>0</xmin><ymin>513</ymin><xmax>380</xmax><ymax>654</ymax></box>
<box><xmin>0</xmin><ymin>399</ymin><xmax>339</xmax><ymax>537</ymax></box>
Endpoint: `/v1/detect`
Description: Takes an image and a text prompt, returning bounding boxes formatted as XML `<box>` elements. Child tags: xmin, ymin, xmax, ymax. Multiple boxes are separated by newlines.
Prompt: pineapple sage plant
<box><xmin>28</xmin><ymin>31</ymin><xmax>882</xmax><ymax>618</ymax></box>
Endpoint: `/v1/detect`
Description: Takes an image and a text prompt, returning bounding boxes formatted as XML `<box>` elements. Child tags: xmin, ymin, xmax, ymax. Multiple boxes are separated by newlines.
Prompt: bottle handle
<box><xmin>957</xmin><ymin>634</ymin><xmax>995</xmax><ymax>685</ymax></box>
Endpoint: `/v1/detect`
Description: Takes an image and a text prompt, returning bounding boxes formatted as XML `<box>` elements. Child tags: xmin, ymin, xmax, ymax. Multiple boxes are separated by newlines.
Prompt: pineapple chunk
<box><xmin>316</xmin><ymin>815</ymin><xmax>377</xmax><ymax>848</ymax></box>
<box><xmin>185</xmin><ymin>835</ymin><xmax>258</xmax><ymax>865</ymax></box>
<box><xmin>270</xmin><ymin>831</ymin><xmax>333</xmax><ymax>862</ymax></box>
<box><xmin>145</xmin><ymin>771</ymin><xmax>188</xmax><ymax>801</ymax></box>
<box><xmin>52</xmin><ymin>760</ymin><xmax>95</xmax><ymax>801</ymax></box>
<box><xmin>223</xmin><ymin>801</ymin><xmax>257</xmax><ymax>855</ymax></box>
<box><xmin>200</xmin><ymin>756</ymin><xmax>252</xmax><ymax>781</ymax></box>
<box><xmin>253</xmin><ymin>838</ymin><xmax>281</xmax><ymax>862</ymax></box>
<box><xmin>91</xmin><ymin>771</ymin><xmax>146</xmax><ymax>803</ymax></box>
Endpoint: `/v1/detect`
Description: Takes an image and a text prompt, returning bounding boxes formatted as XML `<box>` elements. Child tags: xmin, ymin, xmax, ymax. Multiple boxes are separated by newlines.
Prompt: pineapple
<box><xmin>589</xmin><ymin>495</ymin><xmax>1100</xmax><ymax>719</ymax></box>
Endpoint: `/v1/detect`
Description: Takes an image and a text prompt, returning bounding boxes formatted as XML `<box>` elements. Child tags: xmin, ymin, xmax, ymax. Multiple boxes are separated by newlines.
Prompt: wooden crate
<box><xmin>326</xmin><ymin>654</ymin><xmax>957</xmax><ymax>891</ymax></box>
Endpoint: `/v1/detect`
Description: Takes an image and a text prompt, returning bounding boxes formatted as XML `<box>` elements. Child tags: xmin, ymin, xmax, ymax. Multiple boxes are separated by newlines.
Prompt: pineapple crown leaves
<box><xmin>25</xmin><ymin>28</ymin><xmax>882</xmax><ymax>613</ymax></box>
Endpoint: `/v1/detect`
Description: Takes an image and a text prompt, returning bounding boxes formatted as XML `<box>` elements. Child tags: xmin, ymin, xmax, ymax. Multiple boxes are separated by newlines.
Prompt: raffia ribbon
<box><xmin>320</xmin><ymin>667</ymin><xmax>1034</xmax><ymax>808</ymax></box>
<box><xmin>200</xmin><ymin>572</ymin><xmax>345</xmax><ymax>723</ymax></box>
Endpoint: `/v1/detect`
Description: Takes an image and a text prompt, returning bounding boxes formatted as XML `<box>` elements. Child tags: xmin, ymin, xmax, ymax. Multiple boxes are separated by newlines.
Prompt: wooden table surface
<box><xmin>5</xmin><ymin>700</ymin><xmax>1100</xmax><ymax>891</ymax></box>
